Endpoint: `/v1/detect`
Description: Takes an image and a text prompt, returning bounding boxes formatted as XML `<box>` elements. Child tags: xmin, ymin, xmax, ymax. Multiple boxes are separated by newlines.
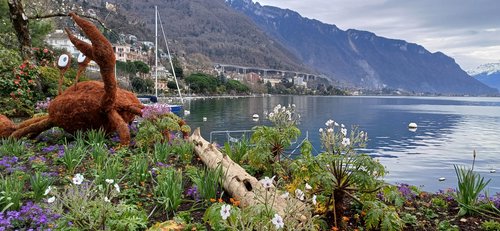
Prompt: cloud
<box><xmin>256</xmin><ymin>0</ymin><xmax>500</xmax><ymax>70</ymax></box>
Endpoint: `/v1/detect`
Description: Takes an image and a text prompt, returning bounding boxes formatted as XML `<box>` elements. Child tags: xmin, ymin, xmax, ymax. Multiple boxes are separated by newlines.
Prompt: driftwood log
<box><xmin>189</xmin><ymin>128</ymin><xmax>306</xmax><ymax>218</ymax></box>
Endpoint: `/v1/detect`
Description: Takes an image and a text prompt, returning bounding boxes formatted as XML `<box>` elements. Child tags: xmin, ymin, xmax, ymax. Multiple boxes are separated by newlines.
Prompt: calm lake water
<box><xmin>181</xmin><ymin>95</ymin><xmax>500</xmax><ymax>193</ymax></box>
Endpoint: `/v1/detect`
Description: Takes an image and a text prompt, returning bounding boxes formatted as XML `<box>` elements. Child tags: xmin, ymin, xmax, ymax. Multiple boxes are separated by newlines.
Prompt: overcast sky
<box><xmin>256</xmin><ymin>0</ymin><xmax>500</xmax><ymax>70</ymax></box>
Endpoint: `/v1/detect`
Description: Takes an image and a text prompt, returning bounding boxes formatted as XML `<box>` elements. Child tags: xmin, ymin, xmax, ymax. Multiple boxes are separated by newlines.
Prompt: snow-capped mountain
<box><xmin>468</xmin><ymin>63</ymin><xmax>500</xmax><ymax>91</ymax></box>
<box><xmin>467</xmin><ymin>63</ymin><xmax>500</xmax><ymax>76</ymax></box>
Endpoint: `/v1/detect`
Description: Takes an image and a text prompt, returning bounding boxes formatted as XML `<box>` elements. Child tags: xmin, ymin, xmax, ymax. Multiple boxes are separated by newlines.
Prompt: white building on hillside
<box><xmin>45</xmin><ymin>30</ymin><xmax>91</xmax><ymax>56</ymax></box>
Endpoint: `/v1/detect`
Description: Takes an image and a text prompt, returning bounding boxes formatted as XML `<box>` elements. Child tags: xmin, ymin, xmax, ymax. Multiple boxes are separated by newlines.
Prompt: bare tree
<box><xmin>7</xmin><ymin>0</ymin><xmax>31</xmax><ymax>60</ymax></box>
<box><xmin>6</xmin><ymin>0</ymin><xmax>107</xmax><ymax>60</ymax></box>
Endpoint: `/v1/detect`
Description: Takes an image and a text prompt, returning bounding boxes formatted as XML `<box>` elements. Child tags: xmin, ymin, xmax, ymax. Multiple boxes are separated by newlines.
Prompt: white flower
<box><xmin>280</xmin><ymin>192</ymin><xmax>289</xmax><ymax>199</ymax></box>
<box><xmin>220</xmin><ymin>204</ymin><xmax>231</xmax><ymax>220</ymax></box>
<box><xmin>72</xmin><ymin>173</ymin><xmax>84</xmax><ymax>185</ymax></box>
<box><xmin>114</xmin><ymin>183</ymin><xmax>120</xmax><ymax>193</ymax></box>
<box><xmin>105</xmin><ymin>179</ymin><xmax>114</xmax><ymax>184</ymax></box>
<box><xmin>341</xmin><ymin>138</ymin><xmax>351</xmax><ymax>146</ymax></box>
<box><xmin>47</xmin><ymin>196</ymin><xmax>55</xmax><ymax>203</ymax></box>
<box><xmin>271</xmin><ymin>213</ymin><xmax>285</xmax><ymax>229</ymax></box>
<box><xmin>327</xmin><ymin>128</ymin><xmax>334</xmax><ymax>133</ymax></box>
<box><xmin>44</xmin><ymin>186</ymin><xmax>52</xmax><ymax>196</ymax></box>
<box><xmin>305</xmin><ymin>183</ymin><xmax>312</xmax><ymax>190</ymax></box>
<box><xmin>341</xmin><ymin>128</ymin><xmax>347</xmax><ymax>136</ymax></box>
<box><xmin>274</xmin><ymin>104</ymin><xmax>282</xmax><ymax>113</ymax></box>
<box><xmin>325</xmin><ymin>119</ymin><xmax>334</xmax><ymax>127</ymax></box>
<box><xmin>260</xmin><ymin>176</ymin><xmax>275</xmax><ymax>189</ymax></box>
<box><xmin>104</xmin><ymin>197</ymin><xmax>111</xmax><ymax>202</ymax></box>
<box><xmin>268</xmin><ymin>112</ymin><xmax>275</xmax><ymax>118</ymax></box>
<box><xmin>312</xmin><ymin>195</ymin><xmax>317</xmax><ymax>205</ymax></box>
<box><xmin>295</xmin><ymin>189</ymin><xmax>305</xmax><ymax>200</ymax></box>
<box><xmin>319</xmin><ymin>128</ymin><xmax>323</xmax><ymax>133</ymax></box>
<box><xmin>341</xmin><ymin>124</ymin><xmax>345</xmax><ymax>128</ymax></box>
<box><xmin>334</xmin><ymin>122</ymin><xmax>339</xmax><ymax>126</ymax></box>
<box><xmin>291</xmin><ymin>104</ymin><xmax>296</xmax><ymax>108</ymax></box>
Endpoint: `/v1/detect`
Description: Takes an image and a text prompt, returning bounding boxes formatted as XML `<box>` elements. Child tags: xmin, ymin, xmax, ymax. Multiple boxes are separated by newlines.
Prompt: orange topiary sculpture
<box><xmin>1</xmin><ymin>12</ymin><xmax>143</xmax><ymax>145</ymax></box>
<box><xmin>0</xmin><ymin>115</ymin><xmax>16</xmax><ymax>138</ymax></box>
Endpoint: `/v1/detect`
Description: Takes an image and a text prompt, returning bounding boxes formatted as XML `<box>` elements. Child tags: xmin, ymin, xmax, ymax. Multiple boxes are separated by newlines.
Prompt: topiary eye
<box><xmin>58</xmin><ymin>54</ymin><xmax>70</xmax><ymax>67</ymax></box>
<box><xmin>77</xmin><ymin>53</ymin><xmax>86</xmax><ymax>63</ymax></box>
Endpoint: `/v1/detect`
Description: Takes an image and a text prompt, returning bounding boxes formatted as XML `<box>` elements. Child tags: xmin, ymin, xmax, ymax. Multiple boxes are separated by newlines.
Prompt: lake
<box><xmin>180</xmin><ymin>95</ymin><xmax>500</xmax><ymax>193</ymax></box>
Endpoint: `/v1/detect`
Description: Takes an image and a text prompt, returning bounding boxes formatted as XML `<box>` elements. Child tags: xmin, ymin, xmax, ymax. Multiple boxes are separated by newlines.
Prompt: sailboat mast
<box><xmin>157</xmin><ymin>10</ymin><xmax>184</xmax><ymax>104</ymax></box>
<box><xmin>154</xmin><ymin>6</ymin><xmax>158</xmax><ymax>98</ymax></box>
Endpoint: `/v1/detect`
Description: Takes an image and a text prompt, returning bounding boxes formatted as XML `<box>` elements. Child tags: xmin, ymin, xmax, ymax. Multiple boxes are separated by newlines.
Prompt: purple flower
<box><xmin>0</xmin><ymin>201</ymin><xmax>60</xmax><ymax>230</ymax></box>
<box><xmin>186</xmin><ymin>186</ymin><xmax>200</xmax><ymax>201</ymax></box>
<box><xmin>35</xmin><ymin>98</ymin><xmax>51</xmax><ymax>112</ymax></box>
<box><xmin>376</xmin><ymin>191</ymin><xmax>384</xmax><ymax>201</ymax></box>
<box><xmin>142</xmin><ymin>104</ymin><xmax>171</xmax><ymax>120</ymax></box>
<box><xmin>397</xmin><ymin>183</ymin><xmax>416</xmax><ymax>200</ymax></box>
<box><xmin>156</xmin><ymin>162</ymin><xmax>170</xmax><ymax>168</ymax></box>
<box><xmin>0</xmin><ymin>156</ymin><xmax>18</xmax><ymax>169</ymax></box>
<box><xmin>41</xmin><ymin>145</ymin><xmax>56</xmax><ymax>153</ymax></box>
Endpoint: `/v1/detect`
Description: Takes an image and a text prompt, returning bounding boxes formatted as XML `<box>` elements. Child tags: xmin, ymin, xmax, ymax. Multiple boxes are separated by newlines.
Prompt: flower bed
<box><xmin>0</xmin><ymin>104</ymin><xmax>499</xmax><ymax>230</ymax></box>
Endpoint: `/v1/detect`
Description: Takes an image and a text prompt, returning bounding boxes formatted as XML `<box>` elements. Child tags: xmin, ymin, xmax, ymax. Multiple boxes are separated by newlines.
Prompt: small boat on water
<box><xmin>137</xmin><ymin>95</ymin><xmax>158</xmax><ymax>104</ymax></box>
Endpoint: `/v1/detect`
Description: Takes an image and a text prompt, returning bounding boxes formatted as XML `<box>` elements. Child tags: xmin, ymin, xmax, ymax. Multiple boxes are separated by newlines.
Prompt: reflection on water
<box><xmin>183</xmin><ymin>96</ymin><xmax>500</xmax><ymax>193</ymax></box>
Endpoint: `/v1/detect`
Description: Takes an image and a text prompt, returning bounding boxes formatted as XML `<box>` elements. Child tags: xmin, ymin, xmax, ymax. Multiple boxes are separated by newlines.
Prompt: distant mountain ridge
<box><xmin>468</xmin><ymin>63</ymin><xmax>500</xmax><ymax>91</ymax></box>
<box><xmin>107</xmin><ymin>0</ymin><xmax>309</xmax><ymax>73</ymax></box>
<box><xmin>227</xmin><ymin>0</ymin><xmax>497</xmax><ymax>95</ymax></box>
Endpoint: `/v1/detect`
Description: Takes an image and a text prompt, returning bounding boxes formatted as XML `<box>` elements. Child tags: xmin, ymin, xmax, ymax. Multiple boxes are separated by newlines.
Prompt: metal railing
<box><xmin>209</xmin><ymin>130</ymin><xmax>254</xmax><ymax>143</ymax></box>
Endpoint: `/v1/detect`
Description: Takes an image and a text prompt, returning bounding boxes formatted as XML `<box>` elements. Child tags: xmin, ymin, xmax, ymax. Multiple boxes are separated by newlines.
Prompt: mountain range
<box><xmin>226</xmin><ymin>0</ymin><xmax>496</xmax><ymax>95</ymax></box>
<box><xmin>93</xmin><ymin>0</ymin><xmax>497</xmax><ymax>95</ymax></box>
<box><xmin>468</xmin><ymin>63</ymin><xmax>500</xmax><ymax>91</ymax></box>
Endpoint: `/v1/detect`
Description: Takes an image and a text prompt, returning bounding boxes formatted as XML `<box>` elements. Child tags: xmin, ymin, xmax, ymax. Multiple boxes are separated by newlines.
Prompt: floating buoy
<box><xmin>491</xmin><ymin>169</ymin><xmax>496</xmax><ymax>173</ymax></box>
<box><xmin>252</xmin><ymin>114</ymin><xmax>259</xmax><ymax>119</ymax></box>
<box><xmin>202</xmin><ymin>117</ymin><xmax>207</xmax><ymax>122</ymax></box>
<box><xmin>408</xmin><ymin>122</ymin><xmax>418</xmax><ymax>128</ymax></box>
<box><xmin>438</xmin><ymin>177</ymin><xmax>446</xmax><ymax>181</ymax></box>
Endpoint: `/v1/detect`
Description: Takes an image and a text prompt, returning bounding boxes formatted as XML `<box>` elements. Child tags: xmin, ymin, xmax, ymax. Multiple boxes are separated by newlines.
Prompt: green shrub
<box><xmin>127</xmin><ymin>153</ymin><xmax>150</xmax><ymax>185</ymax></box>
<box><xmin>186</xmin><ymin>165</ymin><xmax>223</xmax><ymax>202</ymax></box>
<box><xmin>155</xmin><ymin>167</ymin><xmax>183</xmax><ymax>214</ymax></box>
<box><xmin>454</xmin><ymin>164</ymin><xmax>491</xmax><ymax>216</ymax></box>
<box><xmin>0</xmin><ymin>137</ymin><xmax>27</xmax><ymax>157</ymax></box>
<box><xmin>30</xmin><ymin>171</ymin><xmax>54</xmax><ymax>203</ymax></box>
<box><xmin>363</xmin><ymin>201</ymin><xmax>404</xmax><ymax>231</ymax></box>
<box><xmin>437</xmin><ymin>220</ymin><xmax>459</xmax><ymax>231</ymax></box>
<box><xmin>223</xmin><ymin>135</ymin><xmax>250</xmax><ymax>164</ymax></box>
<box><xmin>431</xmin><ymin>197</ymin><xmax>448</xmax><ymax>210</ymax></box>
<box><xmin>481</xmin><ymin>220</ymin><xmax>500</xmax><ymax>231</ymax></box>
<box><xmin>0</xmin><ymin>173</ymin><xmax>26</xmax><ymax>211</ymax></box>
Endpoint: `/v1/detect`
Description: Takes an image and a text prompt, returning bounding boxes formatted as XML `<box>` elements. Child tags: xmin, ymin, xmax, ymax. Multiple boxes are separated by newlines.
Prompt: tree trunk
<box><xmin>8</xmin><ymin>0</ymin><xmax>32</xmax><ymax>60</ymax></box>
<box><xmin>189</xmin><ymin>128</ymin><xmax>306</xmax><ymax>218</ymax></box>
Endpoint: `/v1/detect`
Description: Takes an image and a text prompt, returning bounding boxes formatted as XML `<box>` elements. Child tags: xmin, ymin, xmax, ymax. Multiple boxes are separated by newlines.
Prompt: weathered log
<box><xmin>189</xmin><ymin>128</ymin><xmax>306</xmax><ymax>217</ymax></box>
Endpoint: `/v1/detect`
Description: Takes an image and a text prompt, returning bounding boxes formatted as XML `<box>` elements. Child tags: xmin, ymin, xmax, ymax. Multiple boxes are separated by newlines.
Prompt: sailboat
<box><xmin>141</xmin><ymin>6</ymin><xmax>184</xmax><ymax>114</ymax></box>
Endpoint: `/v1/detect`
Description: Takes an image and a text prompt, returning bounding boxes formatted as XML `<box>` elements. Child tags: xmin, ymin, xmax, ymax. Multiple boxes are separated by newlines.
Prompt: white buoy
<box><xmin>252</xmin><ymin>114</ymin><xmax>259</xmax><ymax>119</ymax></box>
<box><xmin>202</xmin><ymin>117</ymin><xmax>207</xmax><ymax>122</ymax></box>
<box><xmin>438</xmin><ymin>177</ymin><xmax>446</xmax><ymax>181</ymax></box>
<box><xmin>408</xmin><ymin>122</ymin><xmax>418</xmax><ymax>129</ymax></box>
